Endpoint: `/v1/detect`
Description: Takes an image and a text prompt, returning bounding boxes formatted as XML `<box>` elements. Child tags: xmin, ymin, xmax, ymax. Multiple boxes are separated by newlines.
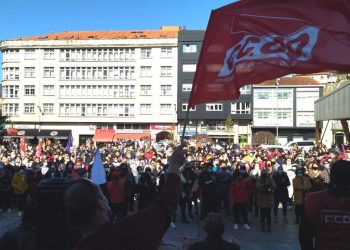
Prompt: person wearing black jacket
<box><xmin>273</xmin><ymin>166</ymin><xmax>290</xmax><ymax>223</ymax></box>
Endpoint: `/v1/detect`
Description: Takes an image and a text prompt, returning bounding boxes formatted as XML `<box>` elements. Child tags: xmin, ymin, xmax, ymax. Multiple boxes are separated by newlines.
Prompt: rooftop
<box><xmin>255</xmin><ymin>76</ymin><xmax>321</xmax><ymax>86</ymax></box>
<box><xmin>9</xmin><ymin>26</ymin><xmax>180</xmax><ymax>41</ymax></box>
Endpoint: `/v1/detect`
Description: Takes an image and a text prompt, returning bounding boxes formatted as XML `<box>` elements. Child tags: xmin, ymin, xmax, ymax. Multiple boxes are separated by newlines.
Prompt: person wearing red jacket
<box><xmin>299</xmin><ymin>160</ymin><xmax>350</xmax><ymax>250</ymax></box>
<box><xmin>230</xmin><ymin>168</ymin><xmax>253</xmax><ymax>230</ymax></box>
<box><xmin>107</xmin><ymin>170</ymin><xmax>126</xmax><ymax>222</ymax></box>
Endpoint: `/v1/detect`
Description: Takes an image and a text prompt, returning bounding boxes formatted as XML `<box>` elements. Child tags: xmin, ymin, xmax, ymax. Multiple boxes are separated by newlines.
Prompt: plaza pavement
<box><xmin>0</xmin><ymin>207</ymin><xmax>300</xmax><ymax>250</ymax></box>
<box><xmin>162</xmin><ymin>207</ymin><xmax>301</xmax><ymax>250</ymax></box>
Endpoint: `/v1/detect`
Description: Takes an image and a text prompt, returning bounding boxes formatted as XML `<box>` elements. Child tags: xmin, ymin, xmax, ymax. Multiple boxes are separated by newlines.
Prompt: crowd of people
<box><xmin>0</xmin><ymin>136</ymin><xmax>349</xmax><ymax>249</ymax></box>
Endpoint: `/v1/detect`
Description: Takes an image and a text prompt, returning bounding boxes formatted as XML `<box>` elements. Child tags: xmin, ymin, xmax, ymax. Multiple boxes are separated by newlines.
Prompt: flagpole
<box><xmin>181</xmin><ymin>108</ymin><xmax>190</xmax><ymax>144</ymax></box>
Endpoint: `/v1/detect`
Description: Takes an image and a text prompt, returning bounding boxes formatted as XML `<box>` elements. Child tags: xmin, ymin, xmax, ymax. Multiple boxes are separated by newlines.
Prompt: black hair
<box><xmin>64</xmin><ymin>179</ymin><xmax>99</xmax><ymax>226</ymax></box>
<box><xmin>330</xmin><ymin>160</ymin><xmax>350</xmax><ymax>188</ymax></box>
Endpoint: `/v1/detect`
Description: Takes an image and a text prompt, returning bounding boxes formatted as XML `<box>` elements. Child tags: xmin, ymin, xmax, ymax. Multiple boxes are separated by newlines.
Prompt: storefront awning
<box><xmin>93</xmin><ymin>129</ymin><xmax>115</xmax><ymax>142</ymax></box>
<box><xmin>3</xmin><ymin>129</ymin><xmax>39</xmax><ymax>139</ymax></box>
<box><xmin>114</xmin><ymin>133</ymin><xmax>151</xmax><ymax>141</ymax></box>
<box><xmin>37</xmin><ymin>129</ymin><xmax>71</xmax><ymax>139</ymax></box>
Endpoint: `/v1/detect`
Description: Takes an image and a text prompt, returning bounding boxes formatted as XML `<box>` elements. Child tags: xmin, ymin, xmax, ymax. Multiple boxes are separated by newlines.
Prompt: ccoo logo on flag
<box><xmin>218</xmin><ymin>16</ymin><xmax>320</xmax><ymax>81</ymax></box>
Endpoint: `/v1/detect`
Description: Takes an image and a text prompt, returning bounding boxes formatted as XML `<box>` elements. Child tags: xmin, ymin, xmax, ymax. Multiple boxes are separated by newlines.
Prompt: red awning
<box><xmin>113</xmin><ymin>133</ymin><xmax>151</xmax><ymax>141</ymax></box>
<box><xmin>92</xmin><ymin>129</ymin><xmax>115</xmax><ymax>142</ymax></box>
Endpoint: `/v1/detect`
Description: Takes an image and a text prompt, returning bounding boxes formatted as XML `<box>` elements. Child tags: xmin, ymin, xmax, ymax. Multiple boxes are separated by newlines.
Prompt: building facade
<box><xmin>1</xmin><ymin>27</ymin><xmax>179</xmax><ymax>144</ymax></box>
<box><xmin>177</xmin><ymin>30</ymin><xmax>253</xmax><ymax>146</ymax></box>
<box><xmin>252</xmin><ymin>77</ymin><xmax>323</xmax><ymax>145</ymax></box>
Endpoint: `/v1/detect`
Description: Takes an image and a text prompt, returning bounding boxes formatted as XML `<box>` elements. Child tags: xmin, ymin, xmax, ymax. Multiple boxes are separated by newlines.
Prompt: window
<box><xmin>24</xmin><ymin>49</ymin><xmax>35</xmax><ymax>59</ymax></box>
<box><xmin>140</xmin><ymin>66</ymin><xmax>152</xmax><ymax>77</ymax></box>
<box><xmin>2</xmin><ymin>49</ymin><xmax>19</xmax><ymax>62</ymax></box>
<box><xmin>24</xmin><ymin>104</ymin><xmax>35</xmax><ymax>114</ymax></box>
<box><xmin>44</xmin><ymin>49</ymin><xmax>55</xmax><ymax>59</ymax></box>
<box><xmin>160</xmin><ymin>104</ymin><xmax>172</xmax><ymax>114</ymax></box>
<box><xmin>2</xmin><ymin>86</ymin><xmax>19</xmax><ymax>98</ymax></box>
<box><xmin>140</xmin><ymin>104</ymin><xmax>151</xmax><ymax>114</ymax></box>
<box><xmin>275</xmin><ymin>90</ymin><xmax>292</xmax><ymax>99</ymax></box>
<box><xmin>24</xmin><ymin>85</ymin><xmax>36</xmax><ymax>96</ymax></box>
<box><xmin>43</xmin><ymin>67</ymin><xmax>55</xmax><ymax>78</ymax></box>
<box><xmin>3</xmin><ymin>67</ymin><xmax>20</xmax><ymax>80</ymax></box>
<box><xmin>140</xmin><ymin>85</ymin><xmax>151</xmax><ymax>96</ymax></box>
<box><xmin>206</xmin><ymin>103</ymin><xmax>223</xmax><ymax>111</ymax></box>
<box><xmin>161</xmin><ymin>47</ymin><xmax>172</xmax><ymax>57</ymax></box>
<box><xmin>181</xmin><ymin>104</ymin><xmax>196</xmax><ymax>111</ymax></box>
<box><xmin>160</xmin><ymin>85</ymin><xmax>172</xmax><ymax>96</ymax></box>
<box><xmin>59</xmin><ymin>66</ymin><xmax>135</xmax><ymax>80</ymax></box>
<box><xmin>160</xmin><ymin>66</ymin><xmax>172</xmax><ymax>77</ymax></box>
<box><xmin>240</xmin><ymin>85</ymin><xmax>251</xmax><ymax>95</ymax></box>
<box><xmin>182</xmin><ymin>64</ymin><xmax>196</xmax><ymax>72</ymax></box>
<box><xmin>59</xmin><ymin>103</ymin><xmax>134</xmax><ymax>117</ymax></box>
<box><xmin>183</xmin><ymin>44</ymin><xmax>197</xmax><ymax>53</ymax></box>
<box><xmin>43</xmin><ymin>85</ymin><xmax>54</xmax><ymax>96</ymax></box>
<box><xmin>141</xmin><ymin>48</ymin><xmax>152</xmax><ymax>58</ymax></box>
<box><xmin>2</xmin><ymin>104</ymin><xmax>19</xmax><ymax>116</ymax></box>
<box><xmin>24</xmin><ymin>67</ymin><xmax>35</xmax><ymax>78</ymax></box>
<box><xmin>231</xmin><ymin>102</ymin><xmax>251</xmax><ymax>114</ymax></box>
<box><xmin>256</xmin><ymin>111</ymin><xmax>270</xmax><ymax>119</ymax></box>
<box><xmin>256</xmin><ymin>91</ymin><xmax>271</xmax><ymax>99</ymax></box>
<box><xmin>43</xmin><ymin>104</ymin><xmax>54</xmax><ymax>114</ymax></box>
<box><xmin>182</xmin><ymin>84</ymin><xmax>192</xmax><ymax>92</ymax></box>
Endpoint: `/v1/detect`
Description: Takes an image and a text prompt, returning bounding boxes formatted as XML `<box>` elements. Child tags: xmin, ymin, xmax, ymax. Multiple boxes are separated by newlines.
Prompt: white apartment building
<box><xmin>252</xmin><ymin>76</ymin><xmax>323</xmax><ymax>145</ymax></box>
<box><xmin>1</xmin><ymin>26</ymin><xmax>179</xmax><ymax>144</ymax></box>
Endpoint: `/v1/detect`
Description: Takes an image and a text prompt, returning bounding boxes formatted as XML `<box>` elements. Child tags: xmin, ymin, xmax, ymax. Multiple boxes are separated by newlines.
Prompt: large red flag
<box><xmin>188</xmin><ymin>0</ymin><xmax>350</xmax><ymax>107</ymax></box>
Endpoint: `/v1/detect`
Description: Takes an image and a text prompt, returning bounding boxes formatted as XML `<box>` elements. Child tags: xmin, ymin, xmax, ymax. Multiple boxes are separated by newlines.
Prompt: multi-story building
<box><xmin>177</xmin><ymin>30</ymin><xmax>253</xmax><ymax>146</ymax></box>
<box><xmin>1</xmin><ymin>26</ymin><xmax>179</xmax><ymax>144</ymax></box>
<box><xmin>252</xmin><ymin>76</ymin><xmax>323</xmax><ymax>145</ymax></box>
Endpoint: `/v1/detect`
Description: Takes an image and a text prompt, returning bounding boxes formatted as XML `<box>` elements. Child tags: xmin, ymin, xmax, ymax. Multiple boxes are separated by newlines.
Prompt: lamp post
<box><xmin>275</xmin><ymin>78</ymin><xmax>280</xmax><ymax>145</ymax></box>
<box><xmin>37</xmin><ymin>106</ymin><xmax>44</xmax><ymax>132</ymax></box>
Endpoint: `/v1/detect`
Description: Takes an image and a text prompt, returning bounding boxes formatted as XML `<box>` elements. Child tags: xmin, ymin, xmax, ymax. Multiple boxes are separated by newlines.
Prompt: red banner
<box><xmin>188</xmin><ymin>0</ymin><xmax>350</xmax><ymax>107</ymax></box>
<box><xmin>20</xmin><ymin>136</ymin><xmax>26</xmax><ymax>155</ymax></box>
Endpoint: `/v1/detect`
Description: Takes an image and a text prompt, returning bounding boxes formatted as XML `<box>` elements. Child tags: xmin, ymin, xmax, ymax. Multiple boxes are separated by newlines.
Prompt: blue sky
<box><xmin>0</xmin><ymin>0</ymin><xmax>236</xmax><ymax>80</ymax></box>
<box><xmin>1</xmin><ymin>0</ymin><xmax>236</xmax><ymax>41</ymax></box>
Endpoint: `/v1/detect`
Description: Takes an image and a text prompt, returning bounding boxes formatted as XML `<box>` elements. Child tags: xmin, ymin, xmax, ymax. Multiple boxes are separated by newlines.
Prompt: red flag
<box><xmin>20</xmin><ymin>136</ymin><xmax>26</xmax><ymax>155</ymax></box>
<box><xmin>341</xmin><ymin>144</ymin><xmax>347</xmax><ymax>160</ymax></box>
<box><xmin>35</xmin><ymin>143</ymin><xmax>42</xmax><ymax>158</ymax></box>
<box><xmin>188</xmin><ymin>0</ymin><xmax>350</xmax><ymax>107</ymax></box>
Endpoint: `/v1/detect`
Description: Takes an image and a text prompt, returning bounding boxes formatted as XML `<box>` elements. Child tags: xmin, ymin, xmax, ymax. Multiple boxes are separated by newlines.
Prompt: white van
<box><xmin>285</xmin><ymin>140</ymin><xmax>315</xmax><ymax>152</ymax></box>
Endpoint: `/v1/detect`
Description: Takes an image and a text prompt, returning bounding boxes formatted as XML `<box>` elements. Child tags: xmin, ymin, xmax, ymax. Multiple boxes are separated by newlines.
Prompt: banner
<box><xmin>188</xmin><ymin>0</ymin><xmax>350</xmax><ymax>107</ymax></box>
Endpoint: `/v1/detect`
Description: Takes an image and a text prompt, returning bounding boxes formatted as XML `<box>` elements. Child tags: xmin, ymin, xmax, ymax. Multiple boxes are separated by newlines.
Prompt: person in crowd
<box><xmin>180</xmin><ymin>162</ymin><xmax>197</xmax><ymax>220</ymax></box>
<box><xmin>0</xmin><ymin>163</ymin><xmax>12</xmax><ymax>213</ymax></box>
<box><xmin>250</xmin><ymin>161</ymin><xmax>260</xmax><ymax>217</ymax></box>
<box><xmin>230</xmin><ymin>168</ymin><xmax>253</xmax><ymax>230</ymax></box>
<box><xmin>307</xmin><ymin>163</ymin><xmax>325</xmax><ymax>192</ymax></box>
<box><xmin>134</xmin><ymin>171</ymin><xmax>157</xmax><ymax>211</ymax></box>
<box><xmin>106</xmin><ymin>170</ymin><xmax>126</xmax><ymax>222</ymax></box>
<box><xmin>11</xmin><ymin>167</ymin><xmax>28</xmax><ymax>217</ymax></box>
<box><xmin>25</xmin><ymin>162</ymin><xmax>42</xmax><ymax>200</ymax></box>
<box><xmin>188</xmin><ymin>213</ymin><xmax>240</xmax><ymax>250</ymax></box>
<box><xmin>64</xmin><ymin>146</ymin><xmax>185</xmax><ymax>250</ymax></box>
<box><xmin>273</xmin><ymin>166</ymin><xmax>291</xmax><ymax>223</ymax></box>
<box><xmin>198</xmin><ymin>163</ymin><xmax>221</xmax><ymax>219</ymax></box>
<box><xmin>256</xmin><ymin>169</ymin><xmax>276</xmax><ymax>232</ymax></box>
<box><xmin>299</xmin><ymin>160</ymin><xmax>350</xmax><ymax>250</ymax></box>
<box><xmin>292</xmin><ymin>167</ymin><xmax>311</xmax><ymax>224</ymax></box>
<box><xmin>216</xmin><ymin>160</ymin><xmax>232</xmax><ymax>215</ymax></box>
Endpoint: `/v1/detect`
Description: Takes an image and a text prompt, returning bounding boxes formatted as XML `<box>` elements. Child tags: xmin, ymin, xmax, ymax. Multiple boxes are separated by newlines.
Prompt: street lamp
<box><xmin>275</xmin><ymin>78</ymin><xmax>280</xmax><ymax>145</ymax></box>
<box><xmin>37</xmin><ymin>106</ymin><xmax>44</xmax><ymax>131</ymax></box>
